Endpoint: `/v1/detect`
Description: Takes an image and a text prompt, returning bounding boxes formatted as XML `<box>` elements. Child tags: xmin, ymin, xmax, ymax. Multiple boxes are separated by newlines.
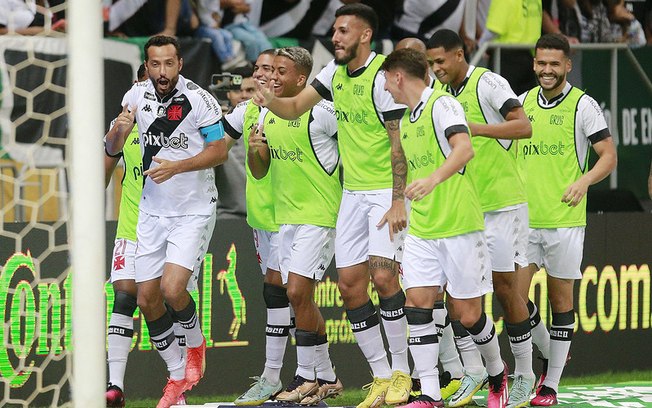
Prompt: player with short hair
<box><xmin>105</xmin><ymin>35</ymin><xmax>229</xmax><ymax>408</ymax></box>
<box><xmin>382</xmin><ymin>47</ymin><xmax>508</xmax><ymax>408</ymax></box>
<box><xmin>248</xmin><ymin>46</ymin><xmax>343</xmax><ymax>406</ymax></box>
<box><xmin>104</xmin><ymin>64</ymin><xmax>190</xmax><ymax>408</ymax></box>
<box><xmin>222</xmin><ymin>49</ymin><xmax>292</xmax><ymax>405</ymax></box>
<box><xmin>519</xmin><ymin>33</ymin><xmax>616</xmax><ymax>406</ymax></box>
<box><xmin>427</xmin><ymin>29</ymin><xmax>534</xmax><ymax>408</ymax></box>
<box><xmin>255</xmin><ymin>5</ymin><xmax>412</xmax><ymax>407</ymax></box>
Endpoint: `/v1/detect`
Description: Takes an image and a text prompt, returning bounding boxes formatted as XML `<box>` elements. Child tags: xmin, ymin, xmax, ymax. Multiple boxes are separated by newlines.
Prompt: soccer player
<box><xmin>248</xmin><ymin>46</ymin><xmax>343</xmax><ymax>405</ymax></box>
<box><xmin>222</xmin><ymin>49</ymin><xmax>291</xmax><ymax>405</ymax></box>
<box><xmin>255</xmin><ymin>4</ymin><xmax>412</xmax><ymax>407</ymax></box>
<box><xmin>381</xmin><ymin>47</ymin><xmax>508</xmax><ymax>408</ymax></box>
<box><xmin>427</xmin><ymin>29</ymin><xmax>534</xmax><ymax>408</ymax></box>
<box><xmin>519</xmin><ymin>33</ymin><xmax>616</xmax><ymax>406</ymax></box>
<box><xmin>105</xmin><ymin>35</ymin><xmax>228</xmax><ymax>408</ymax></box>
<box><xmin>104</xmin><ymin>64</ymin><xmax>189</xmax><ymax>408</ymax></box>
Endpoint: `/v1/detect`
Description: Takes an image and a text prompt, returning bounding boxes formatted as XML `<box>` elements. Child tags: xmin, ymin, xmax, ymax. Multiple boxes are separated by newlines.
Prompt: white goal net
<box><xmin>0</xmin><ymin>1</ymin><xmax>105</xmax><ymax>407</ymax></box>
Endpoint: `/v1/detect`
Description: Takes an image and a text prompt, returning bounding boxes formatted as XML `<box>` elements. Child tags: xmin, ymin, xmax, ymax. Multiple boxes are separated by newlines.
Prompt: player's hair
<box><xmin>259</xmin><ymin>48</ymin><xmax>278</xmax><ymax>57</ymax></box>
<box><xmin>144</xmin><ymin>35</ymin><xmax>181</xmax><ymax>60</ymax></box>
<box><xmin>335</xmin><ymin>3</ymin><xmax>378</xmax><ymax>35</ymax></box>
<box><xmin>426</xmin><ymin>29</ymin><xmax>464</xmax><ymax>51</ymax></box>
<box><xmin>136</xmin><ymin>63</ymin><xmax>147</xmax><ymax>81</ymax></box>
<box><xmin>381</xmin><ymin>48</ymin><xmax>428</xmax><ymax>81</ymax></box>
<box><xmin>535</xmin><ymin>33</ymin><xmax>571</xmax><ymax>57</ymax></box>
<box><xmin>276</xmin><ymin>47</ymin><xmax>313</xmax><ymax>76</ymax></box>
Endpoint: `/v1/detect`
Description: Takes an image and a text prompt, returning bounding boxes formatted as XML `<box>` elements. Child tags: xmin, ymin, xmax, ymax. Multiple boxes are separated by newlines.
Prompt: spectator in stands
<box><xmin>107</xmin><ymin>0</ymin><xmax>198</xmax><ymax>38</ymax></box>
<box><xmin>220</xmin><ymin>0</ymin><xmax>273</xmax><ymax>62</ymax></box>
<box><xmin>0</xmin><ymin>0</ymin><xmax>65</xmax><ymax>35</ymax></box>
<box><xmin>575</xmin><ymin>0</ymin><xmax>614</xmax><ymax>42</ymax></box>
<box><xmin>225</xmin><ymin>65</ymin><xmax>256</xmax><ymax>109</ymax></box>
<box><xmin>542</xmin><ymin>0</ymin><xmax>581</xmax><ymax>43</ymax></box>
<box><xmin>195</xmin><ymin>0</ymin><xmax>247</xmax><ymax>69</ymax></box>
<box><xmin>481</xmin><ymin>0</ymin><xmax>542</xmax><ymax>95</ymax></box>
<box><xmin>391</xmin><ymin>0</ymin><xmax>466</xmax><ymax>44</ymax></box>
<box><xmin>608</xmin><ymin>0</ymin><xmax>646</xmax><ymax>46</ymax></box>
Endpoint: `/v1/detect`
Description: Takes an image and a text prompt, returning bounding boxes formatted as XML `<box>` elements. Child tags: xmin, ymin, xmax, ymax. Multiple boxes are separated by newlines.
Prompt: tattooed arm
<box><xmin>377</xmin><ymin>118</ymin><xmax>408</xmax><ymax>241</ymax></box>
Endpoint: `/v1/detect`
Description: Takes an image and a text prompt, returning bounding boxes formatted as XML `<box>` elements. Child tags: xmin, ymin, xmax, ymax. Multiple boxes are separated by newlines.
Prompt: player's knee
<box><xmin>370</xmin><ymin>272</ymin><xmax>399</xmax><ymax>296</ymax></box>
<box><xmin>263</xmin><ymin>282</ymin><xmax>289</xmax><ymax>308</ymax></box>
<box><xmin>286</xmin><ymin>285</ymin><xmax>311</xmax><ymax>308</ymax></box>
<box><xmin>337</xmin><ymin>278</ymin><xmax>362</xmax><ymax>303</ymax></box>
<box><xmin>160</xmin><ymin>281</ymin><xmax>186</xmax><ymax>306</ymax></box>
<box><xmin>113</xmin><ymin>291</ymin><xmax>138</xmax><ymax>316</ymax></box>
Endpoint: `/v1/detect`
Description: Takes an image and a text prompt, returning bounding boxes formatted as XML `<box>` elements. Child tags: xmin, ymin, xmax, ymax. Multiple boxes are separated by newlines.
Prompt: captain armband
<box><xmin>201</xmin><ymin>121</ymin><xmax>225</xmax><ymax>142</ymax></box>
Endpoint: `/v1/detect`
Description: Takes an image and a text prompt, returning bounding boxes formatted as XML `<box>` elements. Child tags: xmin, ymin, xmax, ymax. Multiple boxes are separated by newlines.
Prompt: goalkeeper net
<box><xmin>1</xmin><ymin>1</ymin><xmax>106</xmax><ymax>406</ymax></box>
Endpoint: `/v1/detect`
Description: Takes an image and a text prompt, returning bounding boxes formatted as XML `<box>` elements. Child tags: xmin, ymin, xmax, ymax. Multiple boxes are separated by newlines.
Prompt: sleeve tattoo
<box><xmin>386</xmin><ymin>119</ymin><xmax>407</xmax><ymax>201</ymax></box>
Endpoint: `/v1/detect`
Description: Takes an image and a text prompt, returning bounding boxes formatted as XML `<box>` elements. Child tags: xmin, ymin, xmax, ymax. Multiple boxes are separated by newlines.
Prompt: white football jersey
<box><xmin>121</xmin><ymin>75</ymin><xmax>223</xmax><ymax>216</ymax></box>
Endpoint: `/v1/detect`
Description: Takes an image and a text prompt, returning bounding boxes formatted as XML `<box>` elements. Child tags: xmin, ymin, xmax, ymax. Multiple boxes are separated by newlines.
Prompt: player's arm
<box><xmin>469</xmin><ymin>73</ymin><xmax>531</xmax><ymax>139</ymax></box>
<box><xmin>377</xmin><ymin>118</ymin><xmax>408</xmax><ymax>240</ymax></box>
<box><xmin>469</xmin><ymin>105</ymin><xmax>532</xmax><ymax>140</ymax></box>
<box><xmin>406</xmin><ymin>131</ymin><xmax>474</xmax><ymax>201</ymax></box>
<box><xmin>562</xmin><ymin>96</ymin><xmax>618</xmax><ymax>206</ymax></box>
<box><xmin>104</xmin><ymin>154</ymin><xmax>120</xmax><ymax>188</ymax></box>
<box><xmin>562</xmin><ymin>136</ymin><xmax>617</xmax><ymax>206</ymax></box>
<box><xmin>255</xmin><ymin>82</ymin><xmax>322</xmax><ymax>120</ymax></box>
<box><xmin>144</xmin><ymin>122</ymin><xmax>229</xmax><ymax>183</ymax></box>
<box><xmin>105</xmin><ymin>105</ymin><xmax>135</xmax><ymax>156</ymax></box>
<box><xmin>247</xmin><ymin>124</ymin><xmax>270</xmax><ymax>179</ymax></box>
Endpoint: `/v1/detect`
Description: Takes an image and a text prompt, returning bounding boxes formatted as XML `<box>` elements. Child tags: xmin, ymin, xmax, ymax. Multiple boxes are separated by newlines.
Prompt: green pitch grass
<box><xmin>124</xmin><ymin>370</ymin><xmax>652</xmax><ymax>407</ymax></box>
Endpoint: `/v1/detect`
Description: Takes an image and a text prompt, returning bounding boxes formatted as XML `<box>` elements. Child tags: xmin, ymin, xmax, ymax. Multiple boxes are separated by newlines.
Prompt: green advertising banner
<box><xmin>581</xmin><ymin>47</ymin><xmax>652</xmax><ymax>199</ymax></box>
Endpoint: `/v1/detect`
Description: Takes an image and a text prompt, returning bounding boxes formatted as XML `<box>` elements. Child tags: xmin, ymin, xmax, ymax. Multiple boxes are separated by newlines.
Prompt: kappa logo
<box><xmin>142</xmin><ymin>104</ymin><xmax>152</xmax><ymax>112</ymax></box>
<box><xmin>335</xmin><ymin>83</ymin><xmax>343</xmax><ymax>91</ymax></box>
<box><xmin>210</xmin><ymin>197</ymin><xmax>217</xmax><ymax>204</ymax></box>
<box><xmin>528</xmin><ymin>114</ymin><xmax>535</xmax><ymax>122</ymax></box>
<box><xmin>268</xmin><ymin>117</ymin><xmax>276</xmax><ymax>125</ymax></box>
<box><xmin>167</xmin><ymin>105</ymin><xmax>183</xmax><ymax>121</ymax></box>
<box><xmin>402</xmin><ymin>133</ymin><xmax>408</xmax><ymax>139</ymax></box>
<box><xmin>131</xmin><ymin>138</ymin><xmax>140</xmax><ymax>145</ymax></box>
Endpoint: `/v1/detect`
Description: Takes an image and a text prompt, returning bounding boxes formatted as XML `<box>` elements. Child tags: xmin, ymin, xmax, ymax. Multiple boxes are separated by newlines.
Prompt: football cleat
<box><xmin>530</xmin><ymin>385</ymin><xmax>558</xmax><ymax>406</ymax></box>
<box><xmin>300</xmin><ymin>377</ymin><xmax>344</xmax><ymax>405</ymax></box>
<box><xmin>506</xmin><ymin>375</ymin><xmax>535</xmax><ymax>408</ymax></box>
<box><xmin>448</xmin><ymin>370</ymin><xmax>488</xmax><ymax>407</ymax></box>
<box><xmin>234</xmin><ymin>376</ymin><xmax>282</xmax><ymax>406</ymax></box>
<box><xmin>486</xmin><ymin>362</ymin><xmax>509</xmax><ymax>408</ymax></box>
<box><xmin>397</xmin><ymin>394</ymin><xmax>444</xmax><ymax>408</ymax></box>
<box><xmin>275</xmin><ymin>375</ymin><xmax>318</xmax><ymax>403</ymax></box>
<box><xmin>156</xmin><ymin>378</ymin><xmax>188</xmax><ymax>408</ymax></box>
<box><xmin>185</xmin><ymin>338</ymin><xmax>206</xmax><ymax>388</ymax></box>
<box><xmin>357</xmin><ymin>377</ymin><xmax>391</xmax><ymax>408</ymax></box>
<box><xmin>106</xmin><ymin>383</ymin><xmax>125</xmax><ymax>408</ymax></box>
<box><xmin>385</xmin><ymin>370</ymin><xmax>412</xmax><ymax>405</ymax></box>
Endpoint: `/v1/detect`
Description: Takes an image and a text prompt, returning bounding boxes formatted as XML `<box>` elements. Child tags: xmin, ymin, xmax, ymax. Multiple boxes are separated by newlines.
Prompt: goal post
<box><xmin>68</xmin><ymin>0</ymin><xmax>106</xmax><ymax>407</ymax></box>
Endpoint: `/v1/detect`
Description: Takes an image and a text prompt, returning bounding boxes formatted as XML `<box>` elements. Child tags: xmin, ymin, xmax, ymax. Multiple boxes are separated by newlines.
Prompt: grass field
<box><xmin>124</xmin><ymin>369</ymin><xmax>652</xmax><ymax>407</ymax></box>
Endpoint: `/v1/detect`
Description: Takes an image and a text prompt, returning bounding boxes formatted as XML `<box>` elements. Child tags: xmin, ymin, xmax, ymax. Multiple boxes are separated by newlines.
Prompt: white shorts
<box><xmin>253</xmin><ymin>229</ymin><xmax>280</xmax><ymax>274</ymax></box>
<box><xmin>484</xmin><ymin>204</ymin><xmax>528</xmax><ymax>272</ymax></box>
<box><xmin>527</xmin><ymin>227</ymin><xmax>585</xmax><ymax>279</ymax></box>
<box><xmin>402</xmin><ymin>232</ymin><xmax>493</xmax><ymax>299</ymax></box>
<box><xmin>110</xmin><ymin>238</ymin><xmax>136</xmax><ymax>282</ymax></box>
<box><xmin>135</xmin><ymin>212</ymin><xmax>216</xmax><ymax>283</ymax></box>
<box><xmin>335</xmin><ymin>189</ymin><xmax>406</xmax><ymax>268</ymax></box>
<box><xmin>278</xmin><ymin>224</ymin><xmax>335</xmax><ymax>285</ymax></box>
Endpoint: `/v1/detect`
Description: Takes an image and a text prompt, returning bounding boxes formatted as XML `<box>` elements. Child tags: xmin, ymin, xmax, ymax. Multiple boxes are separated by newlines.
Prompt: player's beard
<box><xmin>538</xmin><ymin>72</ymin><xmax>565</xmax><ymax>92</ymax></box>
<box><xmin>334</xmin><ymin>40</ymin><xmax>360</xmax><ymax>65</ymax></box>
<box><xmin>151</xmin><ymin>76</ymin><xmax>178</xmax><ymax>97</ymax></box>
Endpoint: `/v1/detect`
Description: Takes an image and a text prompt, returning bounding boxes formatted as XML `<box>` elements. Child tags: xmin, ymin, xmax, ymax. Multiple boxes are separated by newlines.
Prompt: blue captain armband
<box><xmin>201</xmin><ymin>122</ymin><xmax>225</xmax><ymax>142</ymax></box>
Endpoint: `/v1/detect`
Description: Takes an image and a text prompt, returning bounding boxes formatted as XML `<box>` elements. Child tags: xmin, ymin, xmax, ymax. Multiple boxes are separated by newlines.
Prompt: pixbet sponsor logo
<box><xmin>142</xmin><ymin>131</ymin><xmax>189</xmax><ymax>149</ymax></box>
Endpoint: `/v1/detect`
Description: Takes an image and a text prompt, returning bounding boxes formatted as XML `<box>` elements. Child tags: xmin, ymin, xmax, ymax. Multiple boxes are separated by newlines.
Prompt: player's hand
<box><xmin>253</xmin><ymin>79</ymin><xmax>276</xmax><ymax>107</ymax></box>
<box><xmin>377</xmin><ymin>199</ymin><xmax>407</xmax><ymax>241</ymax></box>
<box><xmin>115</xmin><ymin>104</ymin><xmax>136</xmax><ymax>135</ymax></box>
<box><xmin>248</xmin><ymin>124</ymin><xmax>267</xmax><ymax>150</ymax></box>
<box><xmin>561</xmin><ymin>178</ymin><xmax>590</xmax><ymax>207</ymax></box>
<box><xmin>405</xmin><ymin>175</ymin><xmax>437</xmax><ymax>201</ymax></box>
<box><xmin>143</xmin><ymin>156</ymin><xmax>178</xmax><ymax>183</ymax></box>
